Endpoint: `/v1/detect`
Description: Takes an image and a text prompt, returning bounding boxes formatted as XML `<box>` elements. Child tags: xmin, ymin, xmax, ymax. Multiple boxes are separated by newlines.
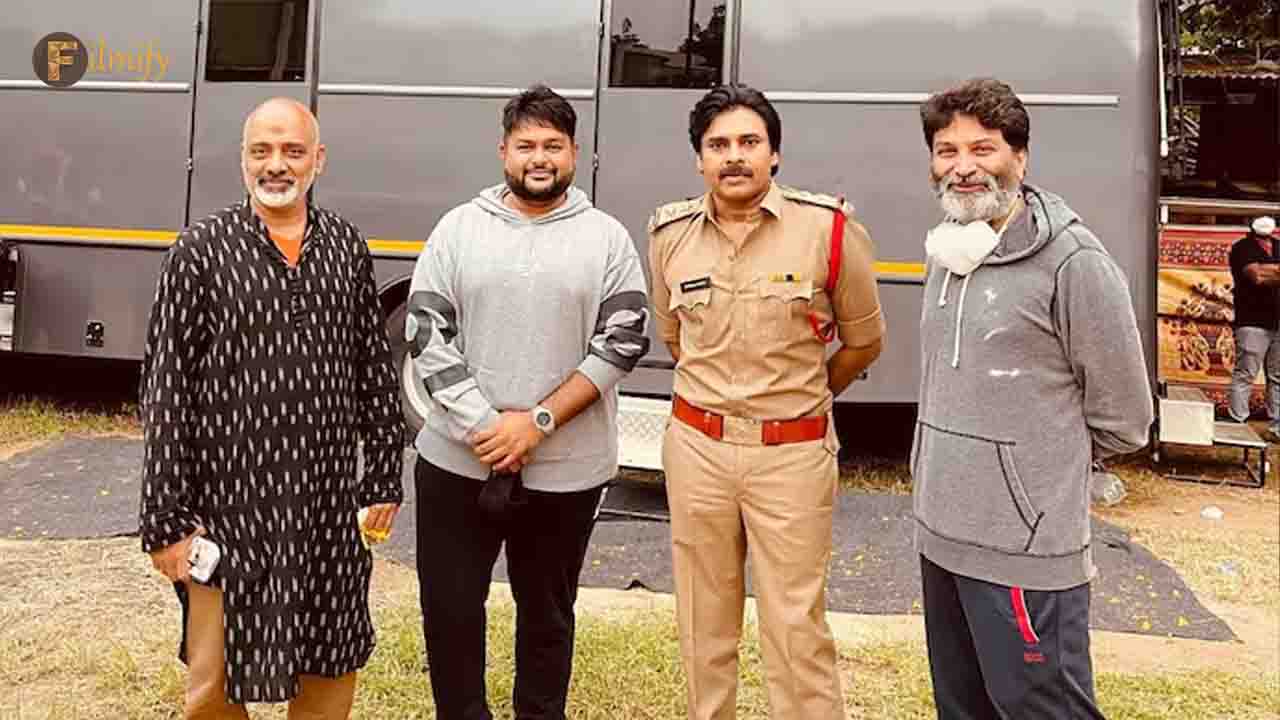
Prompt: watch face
<box><xmin>536</xmin><ymin>410</ymin><xmax>552</xmax><ymax>427</ymax></box>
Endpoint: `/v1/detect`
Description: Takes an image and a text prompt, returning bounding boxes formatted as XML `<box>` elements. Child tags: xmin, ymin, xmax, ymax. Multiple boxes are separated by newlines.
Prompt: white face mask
<box><xmin>925</xmin><ymin>221</ymin><xmax>1001</xmax><ymax>276</ymax></box>
<box><xmin>925</xmin><ymin>200</ymin><xmax>1022</xmax><ymax>276</ymax></box>
<box><xmin>1253</xmin><ymin>216</ymin><xmax>1276</xmax><ymax>237</ymax></box>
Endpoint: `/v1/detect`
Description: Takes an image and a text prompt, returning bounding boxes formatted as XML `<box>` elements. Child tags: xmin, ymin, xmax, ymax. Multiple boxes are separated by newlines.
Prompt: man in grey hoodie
<box><xmin>406</xmin><ymin>85</ymin><xmax>649</xmax><ymax>720</ymax></box>
<box><xmin>911</xmin><ymin>78</ymin><xmax>1154</xmax><ymax>719</ymax></box>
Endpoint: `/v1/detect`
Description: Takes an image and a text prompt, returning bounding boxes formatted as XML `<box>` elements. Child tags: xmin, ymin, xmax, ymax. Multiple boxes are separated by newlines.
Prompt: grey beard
<box><xmin>937</xmin><ymin>184</ymin><xmax>1020</xmax><ymax>224</ymax></box>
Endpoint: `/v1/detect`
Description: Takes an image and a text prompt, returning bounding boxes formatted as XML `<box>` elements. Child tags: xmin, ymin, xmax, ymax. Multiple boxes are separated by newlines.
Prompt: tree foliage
<box><xmin>678</xmin><ymin>3</ymin><xmax>727</xmax><ymax>66</ymax></box>
<box><xmin>1180</xmin><ymin>0</ymin><xmax>1280</xmax><ymax>61</ymax></box>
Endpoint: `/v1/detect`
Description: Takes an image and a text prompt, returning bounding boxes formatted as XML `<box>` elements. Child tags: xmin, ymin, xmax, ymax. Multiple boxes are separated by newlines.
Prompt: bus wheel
<box><xmin>384</xmin><ymin>300</ymin><xmax>428</xmax><ymax>439</ymax></box>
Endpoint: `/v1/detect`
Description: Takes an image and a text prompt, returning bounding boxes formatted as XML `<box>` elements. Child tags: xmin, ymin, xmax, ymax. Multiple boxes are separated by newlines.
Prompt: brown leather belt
<box><xmin>672</xmin><ymin>394</ymin><xmax>828</xmax><ymax>446</ymax></box>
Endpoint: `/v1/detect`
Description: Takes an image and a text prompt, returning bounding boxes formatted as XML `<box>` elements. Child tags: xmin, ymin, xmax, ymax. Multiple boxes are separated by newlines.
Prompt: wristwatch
<box><xmin>532</xmin><ymin>405</ymin><xmax>557</xmax><ymax>436</ymax></box>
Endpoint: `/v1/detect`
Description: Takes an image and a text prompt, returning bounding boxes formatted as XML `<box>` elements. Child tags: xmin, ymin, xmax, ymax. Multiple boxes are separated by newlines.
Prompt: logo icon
<box><xmin>33</xmin><ymin>32</ymin><xmax>88</xmax><ymax>88</ymax></box>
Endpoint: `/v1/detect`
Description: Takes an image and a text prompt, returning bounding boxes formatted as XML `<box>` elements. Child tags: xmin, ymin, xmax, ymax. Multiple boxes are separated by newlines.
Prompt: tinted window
<box><xmin>206</xmin><ymin>0</ymin><xmax>309</xmax><ymax>82</ymax></box>
<box><xmin>609</xmin><ymin>0</ymin><xmax>725</xmax><ymax>88</ymax></box>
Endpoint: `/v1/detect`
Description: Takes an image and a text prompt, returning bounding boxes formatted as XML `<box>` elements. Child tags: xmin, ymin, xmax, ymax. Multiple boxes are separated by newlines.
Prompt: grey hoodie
<box><xmin>912</xmin><ymin>186</ymin><xmax>1154</xmax><ymax>590</ymax></box>
<box><xmin>407</xmin><ymin>185</ymin><xmax>650</xmax><ymax>492</ymax></box>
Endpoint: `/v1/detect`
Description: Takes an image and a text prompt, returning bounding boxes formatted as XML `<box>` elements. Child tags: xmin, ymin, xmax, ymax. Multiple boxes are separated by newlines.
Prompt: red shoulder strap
<box><xmin>826</xmin><ymin>207</ymin><xmax>844</xmax><ymax>295</ymax></box>
<box><xmin>808</xmin><ymin>207</ymin><xmax>845</xmax><ymax>345</ymax></box>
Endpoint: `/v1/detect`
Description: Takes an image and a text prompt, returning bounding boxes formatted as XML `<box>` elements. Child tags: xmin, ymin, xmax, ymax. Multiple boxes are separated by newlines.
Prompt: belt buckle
<box><xmin>721</xmin><ymin>415</ymin><xmax>763</xmax><ymax>445</ymax></box>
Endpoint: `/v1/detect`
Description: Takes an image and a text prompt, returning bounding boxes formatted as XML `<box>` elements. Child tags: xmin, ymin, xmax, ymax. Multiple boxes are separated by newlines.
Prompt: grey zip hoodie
<box><xmin>912</xmin><ymin>186</ymin><xmax>1154</xmax><ymax>590</ymax></box>
<box><xmin>407</xmin><ymin>185</ymin><xmax>650</xmax><ymax>492</ymax></box>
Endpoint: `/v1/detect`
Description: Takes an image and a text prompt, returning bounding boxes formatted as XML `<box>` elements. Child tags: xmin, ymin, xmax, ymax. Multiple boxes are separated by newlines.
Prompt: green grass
<box><xmin>1097</xmin><ymin>672</ymin><xmax>1280</xmax><ymax>720</ymax></box>
<box><xmin>10</xmin><ymin>611</ymin><xmax>1278</xmax><ymax>720</ymax></box>
<box><xmin>347</xmin><ymin>602</ymin><xmax>1280</xmax><ymax>720</ymax></box>
<box><xmin>353</xmin><ymin>604</ymin><xmax>692</xmax><ymax>719</ymax></box>
<box><xmin>1</xmin><ymin>537</ymin><xmax>1277</xmax><ymax>720</ymax></box>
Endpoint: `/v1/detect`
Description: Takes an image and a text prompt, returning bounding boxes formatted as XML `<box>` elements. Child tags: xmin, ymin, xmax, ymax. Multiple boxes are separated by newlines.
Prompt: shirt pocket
<box><xmin>754</xmin><ymin>277</ymin><xmax>814</xmax><ymax>341</ymax></box>
<box><xmin>669</xmin><ymin>284</ymin><xmax>712</xmax><ymax>349</ymax></box>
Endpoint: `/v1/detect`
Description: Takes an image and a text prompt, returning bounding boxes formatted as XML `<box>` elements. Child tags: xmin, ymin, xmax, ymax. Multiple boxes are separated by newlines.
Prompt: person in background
<box><xmin>1228</xmin><ymin>215</ymin><xmax>1279</xmax><ymax>439</ymax></box>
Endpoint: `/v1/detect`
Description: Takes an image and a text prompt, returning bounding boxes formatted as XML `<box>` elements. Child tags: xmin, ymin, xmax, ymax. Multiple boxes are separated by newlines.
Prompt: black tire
<box><xmin>384</xmin><ymin>301</ymin><xmax>427</xmax><ymax>440</ymax></box>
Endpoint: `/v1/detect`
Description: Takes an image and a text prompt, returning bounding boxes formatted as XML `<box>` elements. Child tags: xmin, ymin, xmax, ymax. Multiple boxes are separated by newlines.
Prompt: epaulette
<box><xmin>647</xmin><ymin>197</ymin><xmax>703</xmax><ymax>234</ymax></box>
<box><xmin>778</xmin><ymin>185</ymin><xmax>854</xmax><ymax>216</ymax></box>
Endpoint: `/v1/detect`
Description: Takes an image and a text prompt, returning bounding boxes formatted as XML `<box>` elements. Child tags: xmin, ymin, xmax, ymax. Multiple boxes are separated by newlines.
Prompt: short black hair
<box><xmin>689</xmin><ymin>85</ymin><xmax>782</xmax><ymax>175</ymax></box>
<box><xmin>920</xmin><ymin>78</ymin><xmax>1030</xmax><ymax>152</ymax></box>
<box><xmin>503</xmin><ymin>84</ymin><xmax>576</xmax><ymax>139</ymax></box>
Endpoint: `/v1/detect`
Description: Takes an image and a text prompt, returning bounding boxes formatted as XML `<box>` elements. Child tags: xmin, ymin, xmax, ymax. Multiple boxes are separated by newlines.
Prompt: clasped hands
<box><xmin>471</xmin><ymin>410</ymin><xmax>543</xmax><ymax>474</ymax></box>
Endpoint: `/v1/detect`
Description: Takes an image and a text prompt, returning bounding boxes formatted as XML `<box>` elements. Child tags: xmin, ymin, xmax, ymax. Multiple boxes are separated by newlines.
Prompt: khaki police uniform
<box><xmin>649</xmin><ymin>182</ymin><xmax>884</xmax><ymax>720</ymax></box>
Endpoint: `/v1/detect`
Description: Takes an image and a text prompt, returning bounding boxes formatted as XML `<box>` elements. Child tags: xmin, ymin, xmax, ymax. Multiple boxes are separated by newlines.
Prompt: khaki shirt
<box><xmin>648</xmin><ymin>182</ymin><xmax>884</xmax><ymax>420</ymax></box>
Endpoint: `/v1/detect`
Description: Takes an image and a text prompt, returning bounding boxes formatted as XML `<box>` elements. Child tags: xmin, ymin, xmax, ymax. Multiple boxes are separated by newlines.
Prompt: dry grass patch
<box><xmin>839</xmin><ymin>454</ymin><xmax>911</xmax><ymax>494</ymax></box>
<box><xmin>1103</xmin><ymin>459</ymin><xmax>1280</xmax><ymax>615</ymax></box>
<box><xmin>0</xmin><ymin>397</ymin><xmax>140</xmax><ymax>459</ymax></box>
<box><xmin>1125</xmin><ymin>524</ymin><xmax>1279</xmax><ymax>615</ymax></box>
<box><xmin>0</xmin><ymin>538</ymin><xmax>184</xmax><ymax>719</ymax></box>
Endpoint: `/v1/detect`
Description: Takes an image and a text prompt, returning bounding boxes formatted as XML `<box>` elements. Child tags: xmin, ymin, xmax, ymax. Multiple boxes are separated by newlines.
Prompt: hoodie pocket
<box><xmin>914</xmin><ymin>422</ymin><xmax>1044</xmax><ymax>555</ymax></box>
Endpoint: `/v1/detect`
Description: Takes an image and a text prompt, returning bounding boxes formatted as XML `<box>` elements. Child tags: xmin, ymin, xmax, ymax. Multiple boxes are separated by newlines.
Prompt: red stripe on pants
<box><xmin>1011</xmin><ymin>587</ymin><xmax>1040</xmax><ymax>645</ymax></box>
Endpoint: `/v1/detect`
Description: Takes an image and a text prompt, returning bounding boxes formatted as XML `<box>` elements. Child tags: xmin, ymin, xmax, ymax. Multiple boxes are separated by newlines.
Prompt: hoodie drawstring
<box><xmin>952</xmin><ymin>273</ymin><xmax>972</xmax><ymax>368</ymax></box>
<box><xmin>937</xmin><ymin>269</ymin><xmax>971</xmax><ymax>367</ymax></box>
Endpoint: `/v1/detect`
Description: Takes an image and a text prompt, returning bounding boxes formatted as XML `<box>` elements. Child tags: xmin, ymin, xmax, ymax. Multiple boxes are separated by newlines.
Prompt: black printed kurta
<box><xmin>138</xmin><ymin>201</ymin><xmax>404</xmax><ymax>703</ymax></box>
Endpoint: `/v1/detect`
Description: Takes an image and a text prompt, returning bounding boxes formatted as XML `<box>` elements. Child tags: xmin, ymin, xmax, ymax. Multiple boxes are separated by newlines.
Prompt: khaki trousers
<box><xmin>663</xmin><ymin>418</ymin><xmax>844</xmax><ymax>720</ymax></box>
<box><xmin>184</xmin><ymin>582</ymin><xmax>357</xmax><ymax>720</ymax></box>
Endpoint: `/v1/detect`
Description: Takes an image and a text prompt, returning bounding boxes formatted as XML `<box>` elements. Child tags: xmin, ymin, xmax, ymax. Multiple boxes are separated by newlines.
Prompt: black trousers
<box><xmin>415</xmin><ymin>457</ymin><xmax>604</xmax><ymax>720</ymax></box>
<box><xmin>921</xmin><ymin>555</ymin><xmax>1106</xmax><ymax>720</ymax></box>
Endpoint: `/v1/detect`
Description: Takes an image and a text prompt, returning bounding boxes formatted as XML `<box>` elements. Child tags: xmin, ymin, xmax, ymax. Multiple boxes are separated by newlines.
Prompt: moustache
<box><xmin>257</xmin><ymin>175</ymin><xmax>295</xmax><ymax>186</ymax></box>
<box><xmin>720</xmin><ymin>165</ymin><xmax>753</xmax><ymax>178</ymax></box>
<box><xmin>937</xmin><ymin>172</ymin><xmax>999</xmax><ymax>196</ymax></box>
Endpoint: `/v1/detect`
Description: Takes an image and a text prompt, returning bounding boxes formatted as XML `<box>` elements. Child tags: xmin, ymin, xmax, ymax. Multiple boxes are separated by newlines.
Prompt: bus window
<box><xmin>206</xmin><ymin>0</ymin><xmax>309</xmax><ymax>82</ymax></box>
<box><xmin>608</xmin><ymin>0</ymin><xmax>725</xmax><ymax>88</ymax></box>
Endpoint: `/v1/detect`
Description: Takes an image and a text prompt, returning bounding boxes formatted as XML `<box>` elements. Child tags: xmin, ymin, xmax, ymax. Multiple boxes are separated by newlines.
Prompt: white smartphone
<box><xmin>188</xmin><ymin>536</ymin><xmax>222</xmax><ymax>584</ymax></box>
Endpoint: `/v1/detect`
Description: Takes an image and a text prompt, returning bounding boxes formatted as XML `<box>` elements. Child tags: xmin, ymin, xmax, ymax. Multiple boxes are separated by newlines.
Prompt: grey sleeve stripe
<box><xmin>595</xmin><ymin>290</ymin><xmax>649</xmax><ymax>333</ymax></box>
<box><xmin>590</xmin><ymin>327</ymin><xmax>651</xmax><ymax>372</ymax></box>
<box><xmin>408</xmin><ymin>290</ymin><xmax>458</xmax><ymax>356</ymax></box>
<box><xmin>424</xmin><ymin>363</ymin><xmax>472</xmax><ymax>396</ymax></box>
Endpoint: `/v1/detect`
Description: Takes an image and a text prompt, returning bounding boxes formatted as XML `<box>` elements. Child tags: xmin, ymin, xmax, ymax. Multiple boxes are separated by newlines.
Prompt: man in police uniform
<box><xmin>648</xmin><ymin>85</ymin><xmax>885</xmax><ymax>720</ymax></box>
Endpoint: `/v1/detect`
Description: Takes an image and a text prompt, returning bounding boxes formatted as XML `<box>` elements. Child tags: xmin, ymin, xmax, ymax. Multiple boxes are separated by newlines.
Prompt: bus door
<box><xmin>595</xmin><ymin>0</ymin><xmax>731</xmax><ymax>396</ymax></box>
<box><xmin>188</xmin><ymin>0</ymin><xmax>315</xmax><ymax>221</ymax></box>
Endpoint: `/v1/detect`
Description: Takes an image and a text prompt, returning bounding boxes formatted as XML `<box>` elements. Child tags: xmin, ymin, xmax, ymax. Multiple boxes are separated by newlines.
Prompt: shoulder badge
<box><xmin>778</xmin><ymin>185</ymin><xmax>854</xmax><ymax>216</ymax></box>
<box><xmin>647</xmin><ymin>197</ymin><xmax>703</xmax><ymax>234</ymax></box>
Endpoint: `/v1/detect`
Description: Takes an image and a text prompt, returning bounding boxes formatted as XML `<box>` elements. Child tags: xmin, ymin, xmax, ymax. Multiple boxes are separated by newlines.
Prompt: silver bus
<box><xmin>0</xmin><ymin>1</ymin><xmax>1162</xmax><ymax>447</ymax></box>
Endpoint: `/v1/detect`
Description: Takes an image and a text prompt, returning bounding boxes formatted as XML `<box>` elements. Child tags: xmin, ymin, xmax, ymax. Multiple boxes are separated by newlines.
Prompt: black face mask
<box><xmin>478</xmin><ymin>469</ymin><xmax>528</xmax><ymax>523</ymax></box>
